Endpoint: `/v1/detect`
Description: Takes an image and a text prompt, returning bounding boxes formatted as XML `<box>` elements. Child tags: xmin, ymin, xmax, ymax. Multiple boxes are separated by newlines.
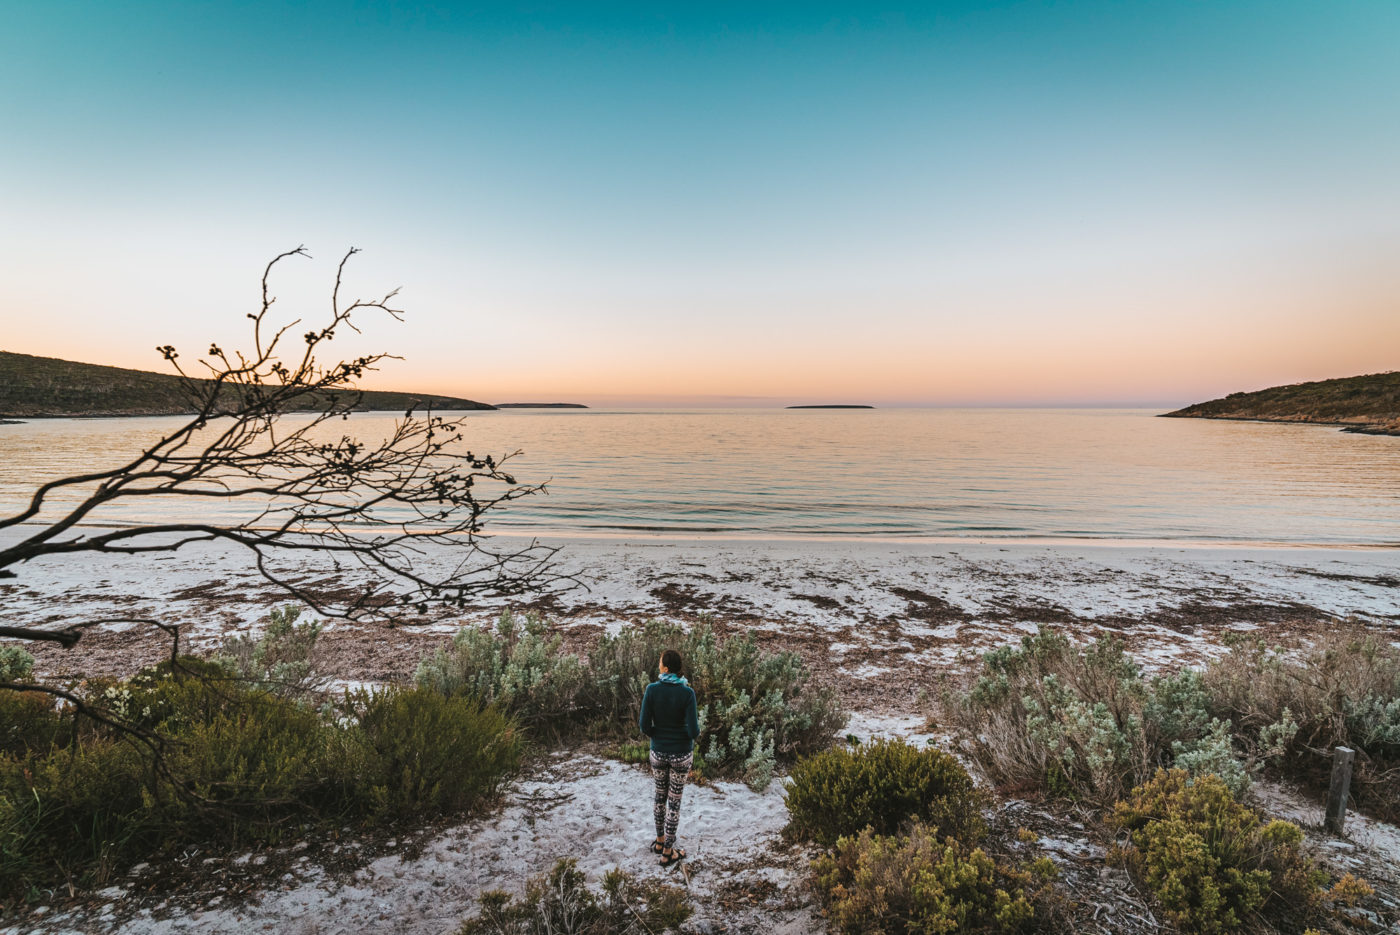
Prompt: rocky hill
<box><xmin>0</xmin><ymin>350</ymin><xmax>495</xmax><ymax>418</ymax></box>
<box><xmin>1163</xmin><ymin>371</ymin><xmax>1400</xmax><ymax>436</ymax></box>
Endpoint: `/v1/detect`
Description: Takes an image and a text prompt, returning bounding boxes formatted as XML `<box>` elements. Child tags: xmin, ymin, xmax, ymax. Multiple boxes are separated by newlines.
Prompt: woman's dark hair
<box><xmin>661</xmin><ymin>649</ymin><xmax>683</xmax><ymax>676</ymax></box>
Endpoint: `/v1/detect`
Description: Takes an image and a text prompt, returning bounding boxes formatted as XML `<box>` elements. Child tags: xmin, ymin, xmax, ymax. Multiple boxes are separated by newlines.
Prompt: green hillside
<box><xmin>0</xmin><ymin>350</ymin><xmax>496</xmax><ymax>418</ymax></box>
<box><xmin>1163</xmin><ymin>371</ymin><xmax>1400</xmax><ymax>436</ymax></box>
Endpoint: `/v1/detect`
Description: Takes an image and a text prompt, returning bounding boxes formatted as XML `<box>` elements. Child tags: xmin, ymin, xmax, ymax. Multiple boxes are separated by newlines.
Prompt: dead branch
<box><xmin>0</xmin><ymin>247</ymin><xmax>571</xmax><ymax>647</ymax></box>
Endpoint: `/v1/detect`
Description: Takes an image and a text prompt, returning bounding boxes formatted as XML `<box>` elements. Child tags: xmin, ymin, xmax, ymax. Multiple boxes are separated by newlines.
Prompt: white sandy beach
<box><xmin>3</xmin><ymin>531</ymin><xmax>1399</xmax><ymax>934</ymax></box>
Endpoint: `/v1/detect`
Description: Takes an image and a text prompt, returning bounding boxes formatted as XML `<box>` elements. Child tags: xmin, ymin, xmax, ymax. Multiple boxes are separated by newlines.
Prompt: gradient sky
<box><xmin>2</xmin><ymin>1</ymin><xmax>1398</xmax><ymax>406</ymax></box>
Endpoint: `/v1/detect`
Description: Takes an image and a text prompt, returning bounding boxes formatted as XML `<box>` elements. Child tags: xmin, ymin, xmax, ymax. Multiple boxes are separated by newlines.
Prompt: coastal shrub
<box><xmin>1202</xmin><ymin>627</ymin><xmax>1400</xmax><ymax>820</ymax></box>
<box><xmin>0</xmin><ymin>720</ymin><xmax>173</xmax><ymax>897</ymax></box>
<box><xmin>0</xmin><ymin>647</ymin><xmax>35</xmax><ymax>683</ymax></box>
<box><xmin>603</xmin><ymin>740</ymin><xmax>651</xmax><ymax>765</ymax></box>
<box><xmin>810</xmin><ymin>822</ymin><xmax>1051</xmax><ymax>935</ymax></box>
<box><xmin>1111</xmin><ymin>770</ymin><xmax>1326</xmax><ymax>933</ymax></box>
<box><xmin>213</xmin><ymin>604</ymin><xmax>326</xmax><ymax>697</ymax></box>
<box><xmin>458</xmin><ymin>857</ymin><xmax>691</xmax><ymax>935</ymax></box>
<box><xmin>586</xmin><ymin>618</ymin><xmax>677</xmax><ymax>727</ymax></box>
<box><xmin>0</xmin><ymin>690</ymin><xmax>67</xmax><ymax>758</ymax></box>
<box><xmin>415</xmin><ymin>610</ymin><xmax>588</xmax><ymax>736</ymax></box>
<box><xmin>784</xmin><ymin>738</ymin><xmax>985</xmax><ymax>847</ymax></box>
<box><xmin>588</xmin><ymin>618</ymin><xmax>846</xmax><ymax>789</ymax></box>
<box><xmin>684</xmin><ymin>623</ymin><xmax>845</xmax><ymax>789</ymax></box>
<box><xmin>162</xmin><ymin>693</ymin><xmax>343</xmax><ymax>831</ymax></box>
<box><xmin>945</xmin><ymin>627</ymin><xmax>1239</xmax><ymax>804</ymax></box>
<box><xmin>0</xmin><ymin>660</ymin><xmax>520</xmax><ymax>902</ymax></box>
<box><xmin>417</xmin><ymin>612</ymin><xmax>844</xmax><ymax>788</ymax></box>
<box><xmin>347</xmin><ymin>686</ymin><xmax>521</xmax><ymax>818</ymax></box>
<box><xmin>0</xmin><ymin>665</ymin><xmax>346</xmax><ymax>894</ymax></box>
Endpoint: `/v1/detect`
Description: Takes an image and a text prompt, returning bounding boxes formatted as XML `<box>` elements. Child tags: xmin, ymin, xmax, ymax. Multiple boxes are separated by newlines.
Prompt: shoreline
<box><xmin>1160</xmin><ymin>412</ymin><xmax>1400</xmax><ymax>437</ymax></box>
<box><xmin>6</xmin><ymin>518</ymin><xmax>1400</xmax><ymax>551</ymax></box>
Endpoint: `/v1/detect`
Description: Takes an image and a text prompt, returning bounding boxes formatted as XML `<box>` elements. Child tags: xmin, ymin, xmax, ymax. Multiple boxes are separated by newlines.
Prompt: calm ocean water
<box><xmin>2</xmin><ymin>409</ymin><xmax>1398</xmax><ymax>546</ymax></box>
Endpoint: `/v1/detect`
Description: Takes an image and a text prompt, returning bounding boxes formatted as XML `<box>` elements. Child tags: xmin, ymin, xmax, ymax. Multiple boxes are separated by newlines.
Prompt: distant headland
<box><xmin>0</xmin><ymin>350</ymin><xmax>496</xmax><ymax>418</ymax></box>
<box><xmin>785</xmin><ymin>404</ymin><xmax>875</xmax><ymax>409</ymax></box>
<box><xmin>1163</xmin><ymin>371</ymin><xmax>1400</xmax><ymax>436</ymax></box>
<box><xmin>494</xmin><ymin>403</ymin><xmax>589</xmax><ymax>409</ymax></box>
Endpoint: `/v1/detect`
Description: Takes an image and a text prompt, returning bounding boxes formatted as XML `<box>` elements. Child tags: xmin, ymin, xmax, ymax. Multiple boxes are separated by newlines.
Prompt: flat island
<box><xmin>1164</xmin><ymin>371</ymin><xmax>1400</xmax><ymax>436</ymax></box>
<box><xmin>493</xmin><ymin>402</ymin><xmax>589</xmax><ymax>408</ymax></box>
<box><xmin>786</xmin><ymin>404</ymin><xmax>875</xmax><ymax>409</ymax></box>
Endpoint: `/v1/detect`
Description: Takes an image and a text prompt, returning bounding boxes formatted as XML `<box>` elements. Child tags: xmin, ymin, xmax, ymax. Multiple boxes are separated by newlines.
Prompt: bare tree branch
<box><xmin>1</xmin><ymin>248</ymin><xmax>571</xmax><ymax>650</ymax></box>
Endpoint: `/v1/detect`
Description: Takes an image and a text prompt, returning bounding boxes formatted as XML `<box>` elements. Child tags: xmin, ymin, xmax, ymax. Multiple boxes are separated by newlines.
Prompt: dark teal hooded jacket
<box><xmin>639</xmin><ymin>680</ymin><xmax>700</xmax><ymax>754</ymax></box>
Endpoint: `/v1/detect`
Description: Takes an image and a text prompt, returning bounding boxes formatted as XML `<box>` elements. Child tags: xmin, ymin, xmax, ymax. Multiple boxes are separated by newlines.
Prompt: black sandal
<box><xmin>650</xmin><ymin>839</ymin><xmax>665</xmax><ymax>854</ymax></box>
<box><xmin>659</xmin><ymin>847</ymin><xmax>686</xmax><ymax>867</ymax></box>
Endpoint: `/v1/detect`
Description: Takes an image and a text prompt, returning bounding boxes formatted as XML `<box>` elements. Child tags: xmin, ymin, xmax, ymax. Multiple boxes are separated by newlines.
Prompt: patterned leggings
<box><xmin>649</xmin><ymin>749</ymin><xmax>693</xmax><ymax>849</ymax></box>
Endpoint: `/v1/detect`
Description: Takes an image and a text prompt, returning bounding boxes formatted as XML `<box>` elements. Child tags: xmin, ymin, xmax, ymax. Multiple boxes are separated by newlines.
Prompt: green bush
<box><xmin>811</xmin><ymin>822</ymin><xmax>1046</xmax><ymax>935</ymax></box>
<box><xmin>1203</xmin><ymin>627</ymin><xmax>1400</xmax><ymax>820</ymax></box>
<box><xmin>418</xmin><ymin>613</ymin><xmax>845</xmax><ymax>789</ymax></box>
<box><xmin>0</xmin><ymin>690</ymin><xmax>67</xmax><ymax>758</ymax></box>
<box><xmin>1111</xmin><ymin>770</ymin><xmax>1326</xmax><ymax>933</ymax></box>
<box><xmin>945</xmin><ymin>627</ymin><xmax>1242</xmax><ymax>804</ymax></box>
<box><xmin>415</xmin><ymin>610</ymin><xmax>588</xmax><ymax>737</ymax></box>
<box><xmin>0</xmin><ymin>661</ymin><xmax>520</xmax><ymax>902</ymax></box>
<box><xmin>348</xmin><ymin>686</ymin><xmax>521</xmax><ymax>818</ymax></box>
<box><xmin>213</xmin><ymin>604</ymin><xmax>325</xmax><ymax>697</ymax></box>
<box><xmin>458</xmin><ymin>858</ymin><xmax>691</xmax><ymax>935</ymax></box>
<box><xmin>784</xmin><ymin>738</ymin><xmax>985</xmax><ymax>848</ymax></box>
<box><xmin>1</xmin><ymin>734</ymin><xmax>150</xmax><ymax>890</ymax></box>
<box><xmin>603</xmin><ymin>740</ymin><xmax>651</xmax><ymax>765</ymax></box>
<box><xmin>587</xmin><ymin>618</ymin><xmax>846</xmax><ymax>790</ymax></box>
<box><xmin>0</xmin><ymin>647</ymin><xmax>35</xmax><ymax>683</ymax></box>
<box><xmin>684</xmin><ymin>622</ymin><xmax>844</xmax><ymax>789</ymax></box>
<box><xmin>585</xmin><ymin>618</ymin><xmax>674</xmax><ymax>727</ymax></box>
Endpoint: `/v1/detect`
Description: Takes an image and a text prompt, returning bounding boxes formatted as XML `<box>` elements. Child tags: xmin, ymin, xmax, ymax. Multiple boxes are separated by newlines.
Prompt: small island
<box><xmin>1163</xmin><ymin>371</ymin><xmax>1400</xmax><ymax>436</ymax></box>
<box><xmin>493</xmin><ymin>403</ymin><xmax>589</xmax><ymax>408</ymax></box>
<box><xmin>786</xmin><ymin>404</ymin><xmax>875</xmax><ymax>409</ymax></box>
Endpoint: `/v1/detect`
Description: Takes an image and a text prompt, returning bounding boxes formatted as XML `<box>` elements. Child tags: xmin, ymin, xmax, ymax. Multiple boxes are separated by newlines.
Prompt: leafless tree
<box><xmin>0</xmin><ymin>246</ymin><xmax>564</xmax><ymax>657</ymax></box>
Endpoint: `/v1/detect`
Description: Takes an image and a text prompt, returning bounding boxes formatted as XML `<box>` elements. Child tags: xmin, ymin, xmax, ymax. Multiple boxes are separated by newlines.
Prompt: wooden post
<box><xmin>1324</xmin><ymin>746</ymin><xmax>1355</xmax><ymax>834</ymax></box>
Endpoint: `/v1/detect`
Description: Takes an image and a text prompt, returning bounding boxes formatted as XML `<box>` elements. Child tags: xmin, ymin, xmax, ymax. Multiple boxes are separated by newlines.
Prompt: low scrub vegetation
<box><xmin>212</xmin><ymin>604</ymin><xmax>327</xmax><ymax>698</ymax></box>
<box><xmin>943</xmin><ymin>627</ymin><xmax>1254</xmax><ymax>804</ymax></box>
<box><xmin>811</xmin><ymin>823</ymin><xmax>1058</xmax><ymax>935</ymax></box>
<box><xmin>457</xmin><ymin>857</ymin><xmax>691</xmax><ymax>934</ymax></box>
<box><xmin>787</xmin><ymin>738</ymin><xmax>1060</xmax><ymax>934</ymax></box>
<box><xmin>0</xmin><ymin>660</ymin><xmax>520</xmax><ymax>903</ymax></box>
<box><xmin>944</xmin><ymin>623</ymin><xmax>1400</xmax><ymax>822</ymax></box>
<box><xmin>1203</xmin><ymin>628</ymin><xmax>1400</xmax><ymax>820</ymax></box>
<box><xmin>1111</xmin><ymin>770</ymin><xmax>1328</xmax><ymax>934</ymax></box>
<box><xmin>415</xmin><ymin>609</ymin><xmax>588</xmax><ymax>737</ymax></box>
<box><xmin>936</xmin><ymin>626</ymin><xmax>1394</xmax><ymax>933</ymax></box>
<box><xmin>784</xmin><ymin>737</ymin><xmax>985</xmax><ymax>847</ymax></box>
<box><xmin>417</xmin><ymin>611</ymin><xmax>846</xmax><ymax>789</ymax></box>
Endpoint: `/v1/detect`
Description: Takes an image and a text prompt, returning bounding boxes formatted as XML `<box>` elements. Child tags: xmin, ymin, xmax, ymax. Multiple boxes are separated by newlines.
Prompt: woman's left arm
<box><xmin>685</xmin><ymin>689</ymin><xmax>699</xmax><ymax>741</ymax></box>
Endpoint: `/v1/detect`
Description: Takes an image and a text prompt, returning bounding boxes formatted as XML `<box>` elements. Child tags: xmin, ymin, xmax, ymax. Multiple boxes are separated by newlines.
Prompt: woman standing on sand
<box><xmin>638</xmin><ymin>648</ymin><xmax>700</xmax><ymax>867</ymax></box>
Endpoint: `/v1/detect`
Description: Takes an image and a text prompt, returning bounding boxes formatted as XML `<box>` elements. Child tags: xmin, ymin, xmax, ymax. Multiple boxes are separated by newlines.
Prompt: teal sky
<box><xmin>3</xmin><ymin>2</ymin><xmax>1398</xmax><ymax>406</ymax></box>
